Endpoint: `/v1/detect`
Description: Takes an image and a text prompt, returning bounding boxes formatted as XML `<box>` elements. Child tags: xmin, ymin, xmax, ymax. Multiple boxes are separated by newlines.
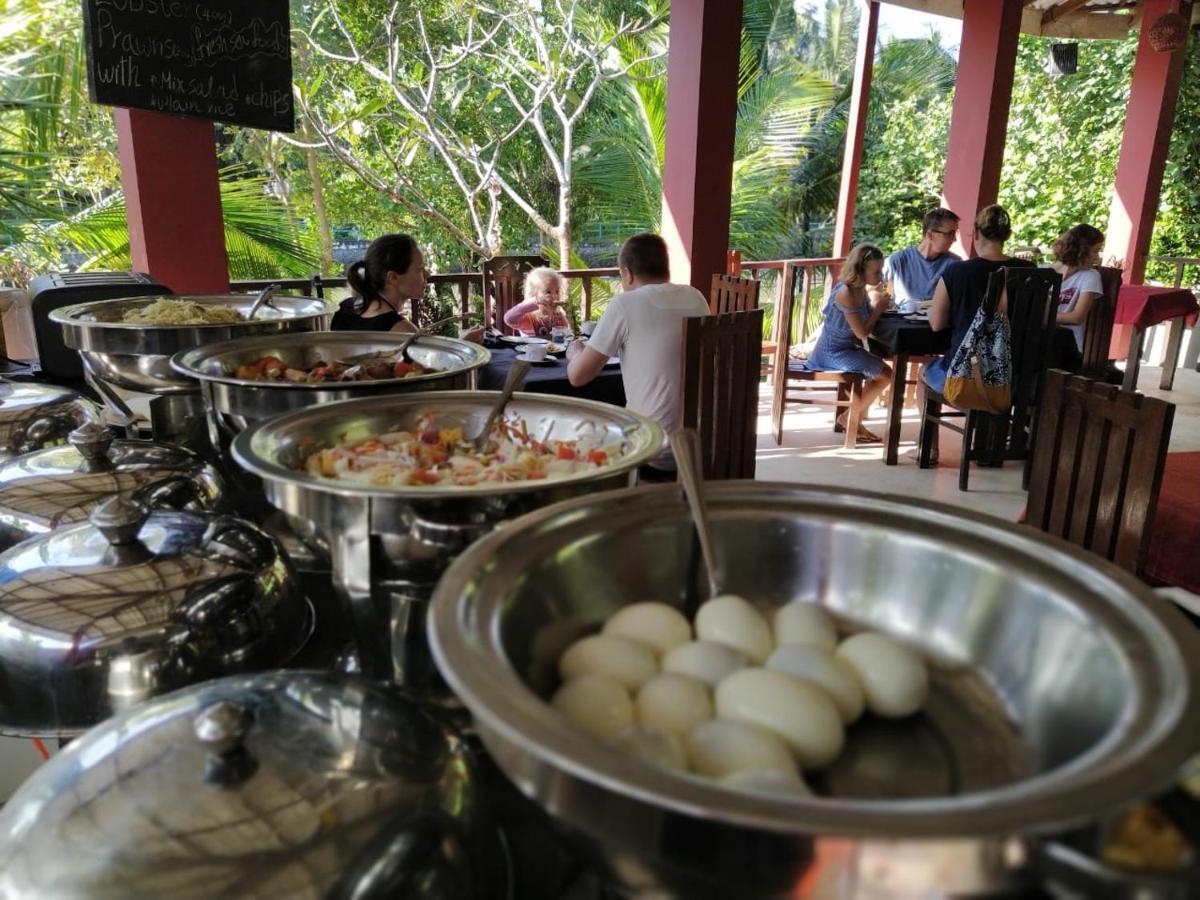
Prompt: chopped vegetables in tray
<box><xmin>233</xmin><ymin>354</ymin><xmax>430</xmax><ymax>383</ymax></box>
<box><xmin>302</xmin><ymin>413</ymin><xmax>625</xmax><ymax>487</ymax></box>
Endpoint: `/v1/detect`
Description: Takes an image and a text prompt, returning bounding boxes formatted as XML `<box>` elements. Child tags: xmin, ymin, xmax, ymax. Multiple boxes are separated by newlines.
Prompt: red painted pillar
<box><xmin>1105</xmin><ymin>0</ymin><xmax>1192</xmax><ymax>285</ymax></box>
<box><xmin>832</xmin><ymin>0</ymin><xmax>880</xmax><ymax>258</ymax></box>
<box><xmin>940</xmin><ymin>0</ymin><xmax>1023</xmax><ymax>257</ymax></box>
<box><xmin>115</xmin><ymin>109</ymin><xmax>229</xmax><ymax>292</ymax></box>
<box><xmin>661</xmin><ymin>0</ymin><xmax>743</xmax><ymax>293</ymax></box>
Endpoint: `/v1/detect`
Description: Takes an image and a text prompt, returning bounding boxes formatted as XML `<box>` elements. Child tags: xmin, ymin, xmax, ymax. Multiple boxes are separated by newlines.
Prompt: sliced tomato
<box><xmin>410</xmin><ymin>468</ymin><xmax>442</xmax><ymax>485</ymax></box>
<box><xmin>587</xmin><ymin>449</ymin><xmax>608</xmax><ymax>465</ymax></box>
<box><xmin>555</xmin><ymin>445</ymin><xmax>577</xmax><ymax>460</ymax></box>
<box><xmin>392</xmin><ymin>362</ymin><xmax>417</xmax><ymax>377</ymax></box>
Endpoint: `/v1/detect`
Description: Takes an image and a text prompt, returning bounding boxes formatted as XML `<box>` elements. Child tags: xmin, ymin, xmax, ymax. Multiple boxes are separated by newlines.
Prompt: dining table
<box><xmin>1111</xmin><ymin>284</ymin><xmax>1199</xmax><ymax>391</ymax></box>
<box><xmin>478</xmin><ymin>343</ymin><xmax>626</xmax><ymax>408</ymax></box>
<box><xmin>868</xmin><ymin>313</ymin><xmax>951</xmax><ymax>465</ymax></box>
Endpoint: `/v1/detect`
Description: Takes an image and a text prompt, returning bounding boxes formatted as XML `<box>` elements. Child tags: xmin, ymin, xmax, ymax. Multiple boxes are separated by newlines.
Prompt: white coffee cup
<box><xmin>521</xmin><ymin>343</ymin><xmax>548</xmax><ymax>362</ymax></box>
<box><xmin>580</xmin><ymin>320</ymin><xmax>598</xmax><ymax>336</ymax></box>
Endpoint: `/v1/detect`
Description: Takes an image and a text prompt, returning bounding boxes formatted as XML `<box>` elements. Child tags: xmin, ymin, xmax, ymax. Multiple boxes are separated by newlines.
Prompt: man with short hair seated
<box><xmin>869</xmin><ymin>207</ymin><xmax>961</xmax><ymax>312</ymax></box>
<box><xmin>567</xmin><ymin>232</ymin><xmax>709</xmax><ymax>474</ymax></box>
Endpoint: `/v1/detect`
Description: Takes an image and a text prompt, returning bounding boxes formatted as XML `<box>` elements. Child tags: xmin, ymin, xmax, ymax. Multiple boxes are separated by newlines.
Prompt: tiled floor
<box><xmin>755</xmin><ymin>365</ymin><xmax>1200</xmax><ymax>525</ymax></box>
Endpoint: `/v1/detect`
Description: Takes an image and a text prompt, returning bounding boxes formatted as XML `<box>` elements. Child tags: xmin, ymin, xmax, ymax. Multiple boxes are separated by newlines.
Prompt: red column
<box><xmin>832</xmin><ymin>1</ymin><xmax>880</xmax><ymax>258</ymax></box>
<box><xmin>1105</xmin><ymin>0</ymin><xmax>1192</xmax><ymax>285</ymax></box>
<box><xmin>660</xmin><ymin>0</ymin><xmax>743</xmax><ymax>293</ymax></box>
<box><xmin>940</xmin><ymin>0</ymin><xmax>1023</xmax><ymax>257</ymax></box>
<box><xmin>115</xmin><ymin>109</ymin><xmax>229</xmax><ymax>292</ymax></box>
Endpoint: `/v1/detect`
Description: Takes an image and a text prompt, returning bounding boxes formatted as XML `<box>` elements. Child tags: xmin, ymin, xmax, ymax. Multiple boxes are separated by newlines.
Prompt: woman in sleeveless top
<box><xmin>331</xmin><ymin>233</ymin><xmax>425</xmax><ymax>333</ymax></box>
<box><xmin>804</xmin><ymin>243</ymin><xmax>894</xmax><ymax>442</ymax></box>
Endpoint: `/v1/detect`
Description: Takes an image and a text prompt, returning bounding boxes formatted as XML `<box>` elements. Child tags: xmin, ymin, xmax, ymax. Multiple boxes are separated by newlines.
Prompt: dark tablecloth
<box><xmin>478</xmin><ymin>345</ymin><xmax>626</xmax><ymax>407</ymax></box>
<box><xmin>868</xmin><ymin>314</ymin><xmax>952</xmax><ymax>357</ymax></box>
<box><xmin>1145</xmin><ymin>451</ymin><xmax>1200</xmax><ymax>594</ymax></box>
<box><xmin>1116</xmin><ymin>285</ymin><xmax>1199</xmax><ymax>330</ymax></box>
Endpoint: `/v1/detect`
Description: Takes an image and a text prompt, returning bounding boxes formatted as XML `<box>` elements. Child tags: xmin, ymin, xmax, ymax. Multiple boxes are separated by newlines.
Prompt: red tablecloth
<box><xmin>1145</xmin><ymin>452</ymin><xmax>1200</xmax><ymax>594</ymax></box>
<box><xmin>1115</xmin><ymin>284</ymin><xmax>1199</xmax><ymax>329</ymax></box>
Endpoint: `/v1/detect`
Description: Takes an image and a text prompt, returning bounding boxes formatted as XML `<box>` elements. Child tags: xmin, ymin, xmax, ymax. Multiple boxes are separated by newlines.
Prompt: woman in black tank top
<box><xmin>332</xmin><ymin>233</ymin><xmax>427</xmax><ymax>333</ymax></box>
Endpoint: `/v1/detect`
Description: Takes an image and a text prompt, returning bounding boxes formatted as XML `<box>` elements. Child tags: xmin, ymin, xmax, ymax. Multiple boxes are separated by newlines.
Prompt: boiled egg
<box><xmin>686</xmin><ymin>719</ymin><xmax>796</xmax><ymax>778</ymax></box>
<box><xmin>719</xmin><ymin>767</ymin><xmax>813</xmax><ymax>797</ymax></box>
<box><xmin>773</xmin><ymin>603</ymin><xmax>838</xmax><ymax>651</ymax></box>
<box><xmin>558</xmin><ymin>633</ymin><xmax>658</xmax><ymax>692</ymax></box>
<box><xmin>766</xmin><ymin>644</ymin><xmax>865</xmax><ymax>724</ymax></box>
<box><xmin>662</xmin><ymin>640</ymin><xmax>746</xmax><ymax>687</ymax></box>
<box><xmin>715</xmin><ymin>668</ymin><xmax>844</xmax><ymax>769</ymax></box>
<box><xmin>551</xmin><ymin>675</ymin><xmax>634</xmax><ymax>740</ymax></box>
<box><xmin>836</xmin><ymin>632</ymin><xmax>928</xmax><ymax>718</ymax></box>
<box><xmin>603</xmin><ymin>602</ymin><xmax>692</xmax><ymax>655</ymax></box>
<box><xmin>613</xmin><ymin>724</ymin><xmax>688</xmax><ymax>771</ymax></box>
<box><xmin>695</xmin><ymin>595</ymin><xmax>773</xmax><ymax>663</ymax></box>
<box><xmin>636</xmin><ymin>673</ymin><xmax>713</xmax><ymax>738</ymax></box>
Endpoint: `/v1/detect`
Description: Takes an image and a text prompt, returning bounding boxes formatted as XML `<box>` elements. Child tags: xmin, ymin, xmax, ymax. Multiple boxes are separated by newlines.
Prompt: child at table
<box><xmin>803</xmin><ymin>243</ymin><xmax>894</xmax><ymax>442</ymax></box>
<box><xmin>505</xmin><ymin>267</ymin><xmax>571</xmax><ymax>338</ymax></box>
<box><xmin>1052</xmin><ymin>223</ymin><xmax>1105</xmax><ymax>369</ymax></box>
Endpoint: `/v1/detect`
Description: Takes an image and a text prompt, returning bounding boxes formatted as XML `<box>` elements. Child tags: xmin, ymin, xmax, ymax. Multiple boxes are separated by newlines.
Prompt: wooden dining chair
<box><xmin>918</xmin><ymin>267</ymin><xmax>1062</xmax><ymax>490</ymax></box>
<box><xmin>709</xmin><ymin>273</ymin><xmax>761</xmax><ymax>315</ymax></box>
<box><xmin>770</xmin><ymin>262</ymin><xmax>864</xmax><ymax>450</ymax></box>
<box><xmin>1078</xmin><ymin>266</ymin><xmax>1122</xmax><ymax>380</ymax></box>
<box><xmin>482</xmin><ymin>255</ymin><xmax>548</xmax><ymax>334</ymax></box>
<box><xmin>1025</xmin><ymin>370</ymin><xmax>1174</xmax><ymax>574</ymax></box>
<box><xmin>680</xmin><ymin>308</ymin><xmax>764</xmax><ymax>479</ymax></box>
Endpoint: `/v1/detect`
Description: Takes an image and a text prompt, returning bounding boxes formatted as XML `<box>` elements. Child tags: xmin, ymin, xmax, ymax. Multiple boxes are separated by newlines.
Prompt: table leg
<box><xmin>1159</xmin><ymin>316</ymin><xmax>1186</xmax><ymax>391</ymax></box>
<box><xmin>1123</xmin><ymin>327</ymin><xmax>1145</xmax><ymax>392</ymax></box>
<box><xmin>884</xmin><ymin>351</ymin><xmax>908</xmax><ymax>466</ymax></box>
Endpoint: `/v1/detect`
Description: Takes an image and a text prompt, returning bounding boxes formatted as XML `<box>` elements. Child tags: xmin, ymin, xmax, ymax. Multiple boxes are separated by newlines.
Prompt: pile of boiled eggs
<box><xmin>551</xmin><ymin>595</ymin><xmax>928</xmax><ymax>797</ymax></box>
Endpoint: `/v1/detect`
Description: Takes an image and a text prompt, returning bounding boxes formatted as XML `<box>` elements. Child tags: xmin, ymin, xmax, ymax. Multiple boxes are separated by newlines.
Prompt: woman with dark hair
<box><xmin>1052</xmin><ymin>223</ymin><xmax>1106</xmax><ymax>353</ymax></box>
<box><xmin>923</xmin><ymin>205</ymin><xmax>1036</xmax><ymax>395</ymax></box>
<box><xmin>331</xmin><ymin>233</ymin><xmax>425</xmax><ymax>332</ymax></box>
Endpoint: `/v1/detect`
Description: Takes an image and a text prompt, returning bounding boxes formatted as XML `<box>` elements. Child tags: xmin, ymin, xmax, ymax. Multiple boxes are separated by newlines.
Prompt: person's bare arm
<box><xmin>1056</xmin><ymin>291</ymin><xmax>1098</xmax><ymax>325</ymax></box>
<box><xmin>867</xmin><ymin>280</ymin><xmax>894</xmax><ymax>305</ymax></box>
<box><xmin>389</xmin><ymin>318</ymin><xmax>418</xmax><ymax>334</ymax></box>
<box><xmin>928</xmin><ymin>278</ymin><xmax>950</xmax><ymax>331</ymax></box>
<box><xmin>835</xmin><ymin>287</ymin><xmax>887</xmax><ymax>341</ymax></box>
<box><xmin>567</xmin><ymin>341</ymin><xmax>608</xmax><ymax>387</ymax></box>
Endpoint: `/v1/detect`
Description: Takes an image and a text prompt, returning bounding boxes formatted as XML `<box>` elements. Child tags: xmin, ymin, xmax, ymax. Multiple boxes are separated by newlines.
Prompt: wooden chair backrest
<box><xmin>681</xmin><ymin>308</ymin><xmax>764</xmax><ymax>480</ymax></box>
<box><xmin>483</xmin><ymin>255</ymin><xmax>548</xmax><ymax>333</ymax></box>
<box><xmin>992</xmin><ymin>267</ymin><xmax>1061</xmax><ymax>450</ymax></box>
<box><xmin>1026</xmin><ymin>370</ymin><xmax>1174</xmax><ymax>573</ymax></box>
<box><xmin>1079</xmin><ymin>266</ymin><xmax>1122</xmax><ymax>378</ymax></box>
<box><xmin>709</xmin><ymin>273</ymin><xmax>761</xmax><ymax>315</ymax></box>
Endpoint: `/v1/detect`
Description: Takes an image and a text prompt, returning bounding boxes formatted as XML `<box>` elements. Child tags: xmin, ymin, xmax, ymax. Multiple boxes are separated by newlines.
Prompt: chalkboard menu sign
<box><xmin>82</xmin><ymin>0</ymin><xmax>295</xmax><ymax>133</ymax></box>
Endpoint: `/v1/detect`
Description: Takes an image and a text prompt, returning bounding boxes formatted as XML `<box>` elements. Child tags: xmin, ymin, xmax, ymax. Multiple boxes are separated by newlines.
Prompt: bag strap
<box><xmin>970</xmin><ymin>356</ymin><xmax>1005</xmax><ymax>415</ymax></box>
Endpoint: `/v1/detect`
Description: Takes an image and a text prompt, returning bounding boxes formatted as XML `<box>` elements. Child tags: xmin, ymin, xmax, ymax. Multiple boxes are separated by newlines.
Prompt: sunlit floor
<box><xmin>755</xmin><ymin>365</ymin><xmax>1200</xmax><ymax>525</ymax></box>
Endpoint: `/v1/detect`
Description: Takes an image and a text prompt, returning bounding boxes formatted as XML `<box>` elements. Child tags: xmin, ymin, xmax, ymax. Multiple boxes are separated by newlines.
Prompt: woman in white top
<box><xmin>1052</xmin><ymin>223</ymin><xmax>1106</xmax><ymax>353</ymax></box>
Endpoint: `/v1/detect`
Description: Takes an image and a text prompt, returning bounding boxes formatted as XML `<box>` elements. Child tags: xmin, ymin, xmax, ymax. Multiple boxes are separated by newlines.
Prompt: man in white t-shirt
<box><xmin>567</xmin><ymin>233</ymin><xmax>710</xmax><ymax>467</ymax></box>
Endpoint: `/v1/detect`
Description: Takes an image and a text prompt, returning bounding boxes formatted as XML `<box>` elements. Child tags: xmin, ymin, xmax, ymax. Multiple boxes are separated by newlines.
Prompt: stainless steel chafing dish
<box><xmin>0</xmin><ymin>671</ymin><xmax>508</xmax><ymax>899</ymax></box>
<box><xmin>0</xmin><ymin>380</ymin><xmax>100</xmax><ymax>458</ymax></box>
<box><xmin>170</xmin><ymin>331</ymin><xmax>490</xmax><ymax>462</ymax></box>
<box><xmin>0</xmin><ymin>422</ymin><xmax>224</xmax><ymax>549</ymax></box>
<box><xmin>231</xmin><ymin>391</ymin><xmax>662</xmax><ymax>684</ymax></box>
<box><xmin>51</xmin><ymin>293</ymin><xmax>332</xmax><ymax>394</ymax></box>
<box><xmin>0</xmin><ymin>496</ymin><xmax>312</xmax><ymax>736</ymax></box>
<box><xmin>429</xmin><ymin>481</ymin><xmax>1200</xmax><ymax>898</ymax></box>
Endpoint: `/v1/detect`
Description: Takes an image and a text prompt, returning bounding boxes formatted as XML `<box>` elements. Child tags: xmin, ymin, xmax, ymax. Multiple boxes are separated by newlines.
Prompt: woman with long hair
<box><xmin>331</xmin><ymin>233</ymin><xmax>425</xmax><ymax>333</ymax></box>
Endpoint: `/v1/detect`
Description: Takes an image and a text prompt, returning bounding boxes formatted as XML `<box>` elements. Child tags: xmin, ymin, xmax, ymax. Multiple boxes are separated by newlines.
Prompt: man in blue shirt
<box><xmin>870</xmin><ymin>208</ymin><xmax>961</xmax><ymax>312</ymax></box>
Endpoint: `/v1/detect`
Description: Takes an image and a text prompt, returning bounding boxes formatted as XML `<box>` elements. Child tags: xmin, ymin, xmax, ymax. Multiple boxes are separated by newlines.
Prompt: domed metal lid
<box><xmin>0</xmin><ymin>499</ymin><xmax>313</xmax><ymax>736</ymax></box>
<box><xmin>0</xmin><ymin>380</ymin><xmax>100</xmax><ymax>458</ymax></box>
<box><xmin>0</xmin><ymin>671</ymin><xmax>493</xmax><ymax>899</ymax></box>
<box><xmin>0</xmin><ymin>423</ymin><xmax>225</xmax><ymax>546</ymax></box>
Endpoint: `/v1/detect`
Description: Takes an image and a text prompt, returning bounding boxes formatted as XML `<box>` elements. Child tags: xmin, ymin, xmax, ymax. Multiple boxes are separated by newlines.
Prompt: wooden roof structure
<box><xmin>884</xmin><ymin>0</ymin><xmax>1200</xmax><ymax>40</ymax></box>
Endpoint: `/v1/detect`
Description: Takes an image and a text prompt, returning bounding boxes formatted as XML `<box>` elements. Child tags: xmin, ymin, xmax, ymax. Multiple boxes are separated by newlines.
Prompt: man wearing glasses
<box><xmin>869</xmin><ymin>208</ymin><xmax>961</xmax><ymax>313</ymax></box>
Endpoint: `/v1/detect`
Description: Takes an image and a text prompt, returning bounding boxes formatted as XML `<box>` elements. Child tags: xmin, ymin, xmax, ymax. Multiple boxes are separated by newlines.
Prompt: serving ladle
<box><xmin>669</xmin><ymin>428</ymin><xmax>722</xmax><ymax>604</ymax></box>
<box><xmin>473</xmin><ymin>360</ymin><xmax>532</xmax><ymax>451</ymax></box>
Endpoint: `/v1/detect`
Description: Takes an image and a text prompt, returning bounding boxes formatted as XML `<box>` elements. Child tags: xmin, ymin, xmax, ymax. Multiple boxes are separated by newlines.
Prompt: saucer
<box><xmin>514</xmin><ymin>352</ymin><xmax>556</xmax><ymax>365</ymax></box>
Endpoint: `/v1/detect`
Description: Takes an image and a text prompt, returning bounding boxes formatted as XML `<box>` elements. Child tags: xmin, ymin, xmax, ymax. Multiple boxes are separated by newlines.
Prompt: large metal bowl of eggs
<box><xmin>429</xmin><ymin>482</ymin><xmax>1200</xmax><ymax>898</ymax></box>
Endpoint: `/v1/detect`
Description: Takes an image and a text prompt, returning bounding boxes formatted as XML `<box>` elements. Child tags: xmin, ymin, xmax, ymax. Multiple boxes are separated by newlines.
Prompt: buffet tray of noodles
<box><xmin>52</xmin><ymin>294</ymin><xmax>332</xmax><ymax>394</ymax></box>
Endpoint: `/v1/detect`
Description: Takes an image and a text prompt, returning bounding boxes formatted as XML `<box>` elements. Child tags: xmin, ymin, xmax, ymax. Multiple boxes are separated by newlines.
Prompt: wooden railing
<box><xmin>737</xmin><ymin>258</ymin><xmax>844</xmax><ymax>347</ymax></box>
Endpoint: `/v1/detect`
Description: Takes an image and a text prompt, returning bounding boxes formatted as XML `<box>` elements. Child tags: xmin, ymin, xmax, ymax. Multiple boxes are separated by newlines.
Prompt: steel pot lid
<box><xmin>0</xmin><ymin>380</ymin><xmax>100</xmax><ymax>459</ymax></box>
<box><xmin>0</xmin><ymin>671</ymin><xmax>497</xmax><ymax>899</ymax></box>
<box><xmin>0</xmin><ymin>422</ymin><xmax>225</xmax><ymax>547</ymax></box>
<box><xmin>0</xmin><ymin>497</ymin><xmax>313</xmax><ymax>736</ymax></box>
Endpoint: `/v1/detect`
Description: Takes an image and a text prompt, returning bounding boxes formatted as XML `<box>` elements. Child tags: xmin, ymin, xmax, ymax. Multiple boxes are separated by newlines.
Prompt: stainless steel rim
<box><xmin>428</xmin><ymin>481</ymin><xmax>1200</xmax><ymax>839</ymax></box>
<box><xmin>170</xmin><ymin>332</ymin><xmax>491</xmax><ymax>390</ymax></box>
<box><xmin>51</xmin><ymin>295</ymin><xmax>331</xmax><ymax>332</ymax></box>
<box><xmin>230</xmin><ymin>390</ymin><xmax>662</xmax><ymax>501</ymax></box>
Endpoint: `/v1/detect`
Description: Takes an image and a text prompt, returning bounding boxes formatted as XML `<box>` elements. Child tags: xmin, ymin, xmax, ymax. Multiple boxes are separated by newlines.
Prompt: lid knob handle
<box><xmin>89</xmin><ymin>496</ymin><xmax>150</xmax><ymax>546</ymax></box>
<box><xmin>68</xmin><ymin>422</ymin><xmax>114</xmax><ymax>465</ymax></box>
<box><xmin>194</xmin><ymin>700</ymin><xmax>258</xmax><ymax>786</ymax></box>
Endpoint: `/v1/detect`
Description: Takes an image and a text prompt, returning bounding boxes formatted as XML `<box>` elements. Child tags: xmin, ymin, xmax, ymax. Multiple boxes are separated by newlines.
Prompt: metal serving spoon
<box><xmin>669</xmin><ymin>428</ymin><xmax>722</xmax><ymax>601</ymax></box>
<box><xmin>246</xmin><ymin>284</ymin><xmax>280</xmax><ymax>320</ymax></box>
<box><xmin>473</xmin><ymin>360</ymin><xmax>532</xmax><ymax>451</ymax></box>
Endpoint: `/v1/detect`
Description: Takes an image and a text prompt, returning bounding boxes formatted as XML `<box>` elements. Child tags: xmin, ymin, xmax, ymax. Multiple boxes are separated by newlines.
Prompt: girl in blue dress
<box><xmin>804</xmin><ymin>243</ymin><xmax>894</xmax><ymax>442</ymax></box>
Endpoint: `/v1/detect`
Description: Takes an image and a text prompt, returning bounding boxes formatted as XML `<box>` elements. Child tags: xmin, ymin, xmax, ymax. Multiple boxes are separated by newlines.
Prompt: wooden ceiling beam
<box><xmin>1043</xmin><ymin>0</ymin><xmax>1095</xmax><ymax>25</ymax></box>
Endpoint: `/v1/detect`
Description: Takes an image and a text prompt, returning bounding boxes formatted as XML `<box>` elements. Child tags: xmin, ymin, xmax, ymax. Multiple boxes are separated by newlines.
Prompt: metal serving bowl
<box><xmin>429</xmin><ymin>482</ymin><xmax>1200</xmax><ymax>897</ymax></box>
<box><xmin>51</xmin><ymin>293</ymin><xmax>332</xmax><ymax>393</ymax></box>
<box><xmin>231</xmin><ymin>392</ymin><xmax>662</xmax><ymax>684</ymax></box>
<box><xmin>171</xmin><ymin>332</ymin><xmax>490</xmax><ymax>458</ymax></box>
<box><xmin>0</xmin><ymin>381</ymin><xmax>100</xmax><ymax>458</ymax></box>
